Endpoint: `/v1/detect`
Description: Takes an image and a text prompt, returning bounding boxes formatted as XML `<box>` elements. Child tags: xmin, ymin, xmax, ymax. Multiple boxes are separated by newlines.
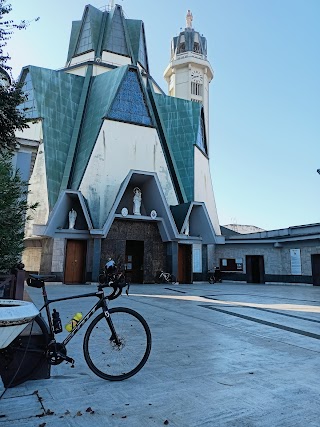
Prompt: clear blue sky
<box><xmin>6</xmin><ymin>0</ymin><xmax>320</xmax><ymax>231</ymax></box>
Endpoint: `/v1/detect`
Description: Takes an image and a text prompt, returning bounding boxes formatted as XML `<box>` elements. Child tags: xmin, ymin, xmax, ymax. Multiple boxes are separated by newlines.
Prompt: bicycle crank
<box><xmin>46</xmin><ymin>342</ymin><xmax>75</xmax><ymax>366</ymax></box>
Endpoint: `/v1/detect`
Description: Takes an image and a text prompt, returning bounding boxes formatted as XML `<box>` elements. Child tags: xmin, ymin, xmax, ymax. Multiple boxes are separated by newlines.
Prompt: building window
<box><xmin>191</xmin><ymin>82</ymin><xmax>202</xmax><ymax>96</ymax></box>
<box><xmin>76</xmin><ymin>12</ymin><xmax>93</xmax><ymax>55</ymax></box>
<box><xmin>178</xmin><ymin>42</ymin><xmax>185</xmax><ymax>54</ymax></box>
<box><xmin>193</xmin><ymin>42</ymin><xmax>201</xmax><ymax>53</ymax></box>
<box><xmin>193</xmin><ymin>244</ymin><xmax>202</xmax><ymax>273</ymax></box>
<box><xmin>220</xmin><ymin>258</ymin><xmax>243</xmax><ymax>272</ymax></box>
<box><xmin>108</xmin><ymin>69</ymin><xmax>152</xmax><ymax>126</ymax></box>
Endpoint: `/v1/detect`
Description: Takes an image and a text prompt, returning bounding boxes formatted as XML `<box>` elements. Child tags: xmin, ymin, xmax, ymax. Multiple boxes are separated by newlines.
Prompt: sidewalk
<box><xmin>1</xmin><ymin>282</ymin><xmax>320</xmax><ymax>426</ymax></box>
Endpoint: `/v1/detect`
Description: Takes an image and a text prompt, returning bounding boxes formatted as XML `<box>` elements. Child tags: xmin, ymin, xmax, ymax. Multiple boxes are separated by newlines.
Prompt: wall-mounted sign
<box><xmin>290</xmin><ymin>249</ymin><xmax>301</xmax><ymax>275</ymax></box>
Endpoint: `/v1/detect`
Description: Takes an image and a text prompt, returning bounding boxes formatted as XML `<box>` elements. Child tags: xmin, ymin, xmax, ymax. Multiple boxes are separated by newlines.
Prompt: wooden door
<box><xmin>64</xmin><ymin>240</ymin><xmax>87</xmax><ymax>284</ymax></box>
<box><xmin>178</xmin><ymin>244</ymin><xmax>192</xmax><ymax>284</ymax></box>
<box><xmin>311</xmin><ymin>254</ymin><xmax>320</xmax><ymax>286</ymax></box>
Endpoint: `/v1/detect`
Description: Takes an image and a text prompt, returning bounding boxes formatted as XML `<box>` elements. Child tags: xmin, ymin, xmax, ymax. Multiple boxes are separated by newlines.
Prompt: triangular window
<box><xmin>76</xmin><ymin>11</ymin><xmax>93</xmax><ymax>55</ymax></box>
<box><xmin>18</xmin><ymin>71</ymin><xmax>39</xmax><ymax>119</ymax></box>
<box><xmin>106</xmin><ymin>7</ymin><xmax>128</xmax><ymax>56</ymax></box>
<box><xmin>196</xmin><ymin>115</ymin><xmax>207</xmax><ymax>154</ymax></box>
<box><xmin>138</xmin><ymin>26</ymin><xmax>148</xmax><ymax>71</ymax></box>
<box><xmin>108</xmin><ymin>69</ymin><xmax>152</xmax><ymax>126</ymax></box>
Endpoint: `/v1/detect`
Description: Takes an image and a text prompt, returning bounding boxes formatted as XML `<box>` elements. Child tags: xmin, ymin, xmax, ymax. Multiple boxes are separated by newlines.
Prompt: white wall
<box><xmin>15</xmin><ymin>120</ymin><xmax>42</xmax><ymax>141</ymax></box>
<box><xmin>194</xmin><ymin>146</ymin><xmax>221</xmax><ymax>235</ymax></box>
<box><xmin>25</xmin><ymin>141</ymin><xmax>50</xmax><ymax>237</ymax></box>
<box><xmin>79</xmin><ymin>120</ymin><xmax>178</xmax><ymax>228</ymax></box>
<box><xmin>102</xmin><ymin>51</ymin><xmax>132</xmax><ymax>67</ymax></box>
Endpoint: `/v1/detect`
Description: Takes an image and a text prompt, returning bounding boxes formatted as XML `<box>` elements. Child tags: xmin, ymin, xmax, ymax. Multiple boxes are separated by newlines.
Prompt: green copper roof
<box><xmin>152</xmin><ymin>93</ymin><xmax>202</xmax><ymax>201</ymax></box>
<box><xmin>22</xmin><ymin>66</ymin><xmax>84</xmax><ymax>208</ymax></box>
<box><xmin>70</xmin><ymin>65</ymin><xmax>127</xmax><ymax>189</ymax></box>
<box><xmin>65</xmin><ymin>4</ymin><xmax>149</xmax><ymax>73</ymax></box>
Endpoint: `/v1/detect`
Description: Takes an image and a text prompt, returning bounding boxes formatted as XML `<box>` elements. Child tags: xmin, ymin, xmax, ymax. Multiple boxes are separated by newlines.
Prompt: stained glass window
<box><xmin>196</xmin><ymin>116</ymin><xmax>207</xmax><ymax>154</ymax></box>
<box><xmin>108</xmin><ymin>70</ymin><xmax>152</xmax><ymax>126</ymax></box>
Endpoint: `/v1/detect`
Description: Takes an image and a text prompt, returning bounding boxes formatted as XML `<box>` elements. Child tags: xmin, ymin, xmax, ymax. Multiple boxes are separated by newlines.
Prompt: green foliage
<box><xmin>0</xmin><ymin>2</ymin><xmax>39</xmax><ymax>271</ymax></box>
<box><xmin>0</xmin><ymin>1</ymin><xmax>32</xmax><ymax>153</ymax></box>
<box><xmin>0</xmin><ymin>83</ymin><xmax>29</xmax><ymax>153</ymax></box>
<box><xmin>0</xmin><ymin>153</ymin><xmax>38</xmax><ymax>272</ymax></box>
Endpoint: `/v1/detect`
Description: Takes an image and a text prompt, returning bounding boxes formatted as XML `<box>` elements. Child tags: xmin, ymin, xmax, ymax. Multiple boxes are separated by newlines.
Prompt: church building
<box><xmin>17</xmin><ymin>4</ymin><xmax>224</xmax><ymax>283</ymax></box>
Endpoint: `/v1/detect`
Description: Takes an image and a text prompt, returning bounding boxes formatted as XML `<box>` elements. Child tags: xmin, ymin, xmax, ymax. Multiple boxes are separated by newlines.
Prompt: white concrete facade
<box><xmin>79</xmin><ymin>120</ymin><xmax>178</xmax><ymax>228</ymax></box>
<box><xmin>194</xmin><ymin>146</ymin><xmax>221</xmax><ymax>235</ymax></box>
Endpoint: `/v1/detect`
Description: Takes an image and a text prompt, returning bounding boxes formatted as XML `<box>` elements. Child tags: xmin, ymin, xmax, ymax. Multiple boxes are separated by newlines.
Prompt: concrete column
<box><xmin>92</xmin><ymin>238</ymin><xmax>102</xmax><ymax>282</ymax></box>
<box><xmin>167</xmin><ymin>242</ymin><xmax>179</xmax><ymax>279</ymax></box>
<box><xmin>202</xmin><ymin>244</ymin><xmax>208</xmax><ymax>280</ymax></box>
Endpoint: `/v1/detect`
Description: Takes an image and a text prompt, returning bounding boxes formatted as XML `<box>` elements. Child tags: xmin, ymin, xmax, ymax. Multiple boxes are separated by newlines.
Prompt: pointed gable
<box><xmin>70</xmin><ymin>66</ymin><xmax>127</xmax><ymax>190</ymax></box>
<box><xmin>19</xmin><ymin>66</ymin><xmax>85</xmax><ymax>208</ymax></box>
<box><xmin>74</xmin><ymin>5</ymin><xmax>103</xmax><ymax>57</ymax></box>
<box><xmin>75</xmin><ymin>8</ymin><xmax>94</xmax><ymax>55</ymax></box>
<box><xmin>104</xmin><ymin>5</ymin><xmax>129</xmax><ymax>56</ymax></box>
<box><xmin>107</xmin><ymin>68</ymin><xmax>153</xmax><ymax>126</ymax></box>
<box><xmin>18</xmin><ymin>68</ymin><xmax>39</xmax><ymax>119</ymax></box>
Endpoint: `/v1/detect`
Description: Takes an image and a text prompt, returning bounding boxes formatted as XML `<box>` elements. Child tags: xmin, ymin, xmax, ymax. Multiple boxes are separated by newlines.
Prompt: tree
<box><xmin>0</xmin><ymin>1</ymin><xmax>39</xmax><ymax>271</ymax></box>
<box><xmin>0</xmin><ymin>0</ymin><xmax>35</xmax><ymax>153</ymax></box>
<box><xmin>0</xmin><ymin>154</ymin><xmax>38</xmax><ymax>272</ymax></box>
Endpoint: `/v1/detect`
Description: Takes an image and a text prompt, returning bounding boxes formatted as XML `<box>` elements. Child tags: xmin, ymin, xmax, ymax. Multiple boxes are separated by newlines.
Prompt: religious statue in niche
<box><xmin>133</xmin><ymin>187</ymin><xmax>142</xmax><ymax>215</ymax></box>
<box><xmin>68</xmin><ymin>208</ymin><xmax>77</xmax><ymax>229</ymax></box>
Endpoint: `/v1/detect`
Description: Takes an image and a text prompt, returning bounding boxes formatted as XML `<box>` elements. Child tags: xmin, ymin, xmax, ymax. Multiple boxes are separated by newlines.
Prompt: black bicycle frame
<box><xmin>39</xmin><ymin>286</ymin><xmax>114</xmax><ymax>347</ymax></box>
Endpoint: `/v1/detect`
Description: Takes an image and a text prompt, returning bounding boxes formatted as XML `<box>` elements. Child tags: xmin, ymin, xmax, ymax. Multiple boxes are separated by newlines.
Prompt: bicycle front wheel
<box><xmin>83</xmin><ymin>307</ymin><xmax>151</xmax><ymax>381</ymax></box>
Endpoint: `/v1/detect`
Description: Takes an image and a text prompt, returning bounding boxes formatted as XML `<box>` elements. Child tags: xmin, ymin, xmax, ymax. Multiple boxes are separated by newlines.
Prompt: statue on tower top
<box><xmin>186</xmin><ymin>10</ymin><xmax>193</xmax><ymax>29</ymax></box>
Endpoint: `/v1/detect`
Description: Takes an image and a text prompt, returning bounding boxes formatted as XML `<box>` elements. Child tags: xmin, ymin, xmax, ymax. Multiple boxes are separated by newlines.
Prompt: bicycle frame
<box><xmin>39</xmin><ymin>286</ymin><xmax>112</xmax><ymax>347</ymax></box>
<box><xmin>159</xmin><ymin>271</ymin><xmax>170</xmax><ymax>281</ymax></box>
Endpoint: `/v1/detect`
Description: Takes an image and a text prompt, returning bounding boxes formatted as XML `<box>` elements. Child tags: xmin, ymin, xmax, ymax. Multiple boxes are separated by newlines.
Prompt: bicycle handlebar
<box><xmin>98</xmin><ymin>280</ymin><xmax>130</xmax><ymax>300</ymax></box>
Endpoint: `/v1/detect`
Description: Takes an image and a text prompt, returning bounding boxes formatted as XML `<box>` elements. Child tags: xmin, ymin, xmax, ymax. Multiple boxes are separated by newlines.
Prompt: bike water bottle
<box><xmin>65</xmin><ymin>312</ymin><xmax>83</xmax><ymax>332</ymax></box>
<box><xmin>52</xmin><ymin>308</ymin><xmax>63</xmax><ymax>333</ymax></box>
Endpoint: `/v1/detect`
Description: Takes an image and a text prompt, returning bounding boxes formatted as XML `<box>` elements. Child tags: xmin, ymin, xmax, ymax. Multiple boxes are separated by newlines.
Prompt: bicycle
<box><xmin>155</xmin><ymin>270</ymin><xmax>177</xmax><ymax>284</ymax></box>
<box><xmin>0</xmin><ymin>274</ymin><xmax>151</xmax><ymax>387</ymax></box>
<box><xmin>208</xmin><ymin>269</ymin><xmax>222</xmax><ymax>284</ymax></box>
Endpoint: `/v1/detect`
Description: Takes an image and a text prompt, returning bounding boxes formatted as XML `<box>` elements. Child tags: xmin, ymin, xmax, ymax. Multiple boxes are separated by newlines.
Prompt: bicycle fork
<box><xmin>103</xmin><ymin>308</ymin><xmax>121</xmax><ymax>346</ymax></box>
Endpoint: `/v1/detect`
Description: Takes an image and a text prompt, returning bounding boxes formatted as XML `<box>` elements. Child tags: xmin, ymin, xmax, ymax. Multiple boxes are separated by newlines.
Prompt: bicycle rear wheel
<box><xmin>83</xmin><ymin>307</ymin><xmax>151</xmax><ymax>381</ymax></box>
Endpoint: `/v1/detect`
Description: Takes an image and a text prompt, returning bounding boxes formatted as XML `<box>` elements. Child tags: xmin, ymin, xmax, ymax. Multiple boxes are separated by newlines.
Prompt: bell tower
<box><xmin>164</xmin><ymin>10</ymin><xmax>214</xmax><ymax>144</ymax></box>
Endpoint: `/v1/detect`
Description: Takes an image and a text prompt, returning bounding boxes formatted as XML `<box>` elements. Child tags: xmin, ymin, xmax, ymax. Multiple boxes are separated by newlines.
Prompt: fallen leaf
<box><xmin>76</xmin><ymin>411</ymin><xmax>82</xmax><ymax>416</ymax></box>
<box><xmin>164</xmin><ymin>420</ymin><xmax>169</xmax><ymax>425</ymax></box>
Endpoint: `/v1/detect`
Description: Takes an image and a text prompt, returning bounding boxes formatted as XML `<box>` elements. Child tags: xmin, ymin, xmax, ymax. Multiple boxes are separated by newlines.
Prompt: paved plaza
<box><xmin>1</xmin><ymin>281</ymin><xmax>320</xmax><ymax>426</ymax></box>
